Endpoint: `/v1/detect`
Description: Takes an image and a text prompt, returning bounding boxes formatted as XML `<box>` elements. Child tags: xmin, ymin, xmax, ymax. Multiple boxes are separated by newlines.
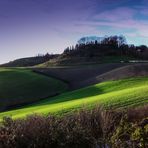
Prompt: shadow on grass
<box><xmin>27</xmin><ymin>85</ymin><xmax>105</xmax><ymax>108</ymax></box>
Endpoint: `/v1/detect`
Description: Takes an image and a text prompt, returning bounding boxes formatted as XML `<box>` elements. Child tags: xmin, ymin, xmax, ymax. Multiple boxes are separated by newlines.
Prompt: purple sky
<box><xmin>0</xmin><ymin>0</ymin><xmax>148</xmax><ymax>63</ymax></box>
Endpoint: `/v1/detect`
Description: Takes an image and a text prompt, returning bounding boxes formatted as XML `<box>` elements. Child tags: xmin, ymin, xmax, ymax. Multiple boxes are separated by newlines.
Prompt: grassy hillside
<box><xmin>38</xmin><ymin>55</ymin><xmax>136</xmax><ymax>67</ymax></box>
<box><xmin>0</xmin><ymin>68</ymin><xmax>68</xmax><ymax>111</ymax></box>
<box><xmin>0</xmin><ymin>77</ymin><xmax>148</xmax><ymax>120</ymax></box>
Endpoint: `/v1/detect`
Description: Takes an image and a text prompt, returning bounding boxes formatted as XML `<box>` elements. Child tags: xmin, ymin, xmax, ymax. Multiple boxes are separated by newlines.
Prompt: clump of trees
<box><xmin>63</xmin><ymin>35</ymin><xmax>148</xmax><ymax>60</ymax></box>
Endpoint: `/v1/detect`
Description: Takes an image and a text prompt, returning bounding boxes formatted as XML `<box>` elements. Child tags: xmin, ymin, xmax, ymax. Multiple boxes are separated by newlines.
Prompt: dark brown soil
<box><xmin>76</xmin><ymin>63</ymin><xmax>148</xmax><ymax>89</ymax></box>
<box><xmin>33</xmin><ymin>63</ymin><xmax>148</xmax><ymax>90</ymax></box>
<box><xmin>33</xmin><ymin>63</ymin><xmax>131</xmax><ymax>90</ymax></box>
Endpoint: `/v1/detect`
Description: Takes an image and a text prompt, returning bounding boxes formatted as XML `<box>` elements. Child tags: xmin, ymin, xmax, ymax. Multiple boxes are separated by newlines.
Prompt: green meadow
<box><xmin>0</xmin><ymin>68</ymin><xmax>67</xmax><ymax>111</ymax></box>
<box><xmin>0</xmin><ymin>76</ymin><xmax>148</xmax><ymax>120</ymax></box>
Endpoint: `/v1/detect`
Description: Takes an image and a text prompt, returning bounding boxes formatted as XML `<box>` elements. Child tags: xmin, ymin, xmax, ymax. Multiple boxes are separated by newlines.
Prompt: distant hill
<box><xmin>2</xmin><ymin>35</ymin><xmax>148</xmax><ymax>67</ymax></box>
<box><xmin>0</xmin><ymin>54</ymin><xmax>59</xmax><ymax>67</ymax></box>
<box><xmin>38</xmin><ymin>55</ymin><xmax>137</xmax><ymax>67</ymax></box>
<box><xmin>39</xmin><ymin>35</ymin><xmax>148</xmax><ymax>67</ymax></box>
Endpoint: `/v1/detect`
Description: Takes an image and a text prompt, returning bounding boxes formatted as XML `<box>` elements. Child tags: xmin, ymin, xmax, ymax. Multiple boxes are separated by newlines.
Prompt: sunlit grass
<box><xmin>0</xmin><ymin>77</ymin><xmax>148</xmax><ymax>120</ymax></box>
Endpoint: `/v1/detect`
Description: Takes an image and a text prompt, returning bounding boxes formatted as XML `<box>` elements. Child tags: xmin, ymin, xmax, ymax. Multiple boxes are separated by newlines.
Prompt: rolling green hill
<box><xmin>0</xmin><ymin>68</ymin><xmax>68</xmax><ymax>111</ymax></box>
<box><xmin>0</xmin><ymin>77</ymin><xmax>148</xmax><ymax>120</ymax></box>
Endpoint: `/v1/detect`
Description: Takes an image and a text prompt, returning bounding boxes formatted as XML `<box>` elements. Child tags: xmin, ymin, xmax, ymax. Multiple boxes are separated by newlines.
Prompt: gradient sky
<box><xmin>0</xmin><ymin>0</ymin><xmax>148</xmax><ymax>63</ymax></box>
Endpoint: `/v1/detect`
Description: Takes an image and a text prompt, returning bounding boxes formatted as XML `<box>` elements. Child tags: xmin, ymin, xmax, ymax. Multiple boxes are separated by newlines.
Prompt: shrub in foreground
<box><xmin>0</xmin><ymin>106</ymin><xmax>148</xmax><ymax>148</ymax></box>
